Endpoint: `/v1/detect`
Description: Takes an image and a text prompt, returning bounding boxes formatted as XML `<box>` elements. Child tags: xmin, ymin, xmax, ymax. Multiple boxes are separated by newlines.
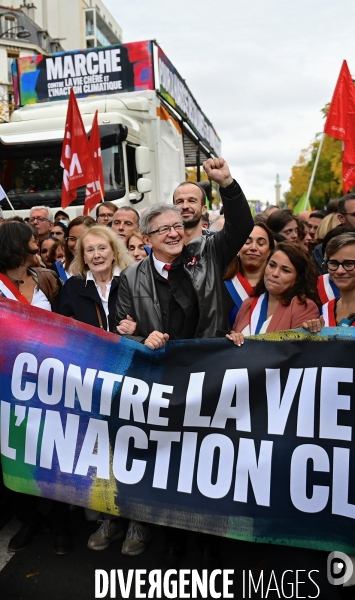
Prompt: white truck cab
<box><xmin>0</xmin><ymin>41</ymin><xmax>221</xmax><ymax>219</ymax></box>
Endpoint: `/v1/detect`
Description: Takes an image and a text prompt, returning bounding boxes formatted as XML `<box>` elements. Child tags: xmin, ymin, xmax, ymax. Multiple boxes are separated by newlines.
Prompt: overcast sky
<box><xmin>104</xmin><ymin>0</ymin><xmax>355</xmax><ymax>204</ymax></box>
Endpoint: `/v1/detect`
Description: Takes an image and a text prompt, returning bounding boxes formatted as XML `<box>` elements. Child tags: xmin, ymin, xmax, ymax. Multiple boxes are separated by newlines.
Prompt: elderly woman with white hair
<box><xmin>55</xmin><ymin>224</ymin><xmax>133</xmax><ymax>331</ymax></box>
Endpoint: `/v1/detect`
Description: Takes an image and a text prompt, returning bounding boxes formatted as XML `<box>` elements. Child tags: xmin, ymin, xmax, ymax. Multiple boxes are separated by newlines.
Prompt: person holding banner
<box><xmin>0</xmin><ymin>222</ymin><xmax>72</xmax><ymax>554</ymax></box>
<box><xmin>228</xmin><ymin>242</ymin><xmax>319</xmax><ymax>345</ymax></box>
<box><xmin>304</xmin><ymin>233</ymin><xmax>355</xmax><ymax>331</ymax></box>
<box><xmin>116</xmin><ymin>157</ymin><xmax>253</xmax><ymax>348</ymax></box>
<box><xmin>116</xmin><ymin>157</ymin><xmax>254</xmax><ymax>567</ymax></box>
<box><xmin>55</xmin><ymin>225</ymin><xmax>134</xmax><ymax>553</ymax></box>
<box><xmin>224</xmin><ymin>223</ymin><xmax>275</xmax><ymax>326</ymax></box>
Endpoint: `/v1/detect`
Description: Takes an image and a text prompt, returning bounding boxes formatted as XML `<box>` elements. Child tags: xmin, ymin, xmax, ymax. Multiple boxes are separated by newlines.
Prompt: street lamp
<box><xmin>0</xmin><ymin>25</ymin><xmax>31</xmax><ymax>39</ymax></box>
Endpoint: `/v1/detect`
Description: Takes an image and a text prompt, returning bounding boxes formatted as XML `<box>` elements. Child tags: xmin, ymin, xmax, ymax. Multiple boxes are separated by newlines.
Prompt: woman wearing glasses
<box><xmin>304</xmin><ymin>233</ymin><xmax>355</xmax><ymax>331</ymax></box>
<box><xmin>54</xmin><ymin>215</ymin><xmax>95</xmax><ymax>281</ymax></box>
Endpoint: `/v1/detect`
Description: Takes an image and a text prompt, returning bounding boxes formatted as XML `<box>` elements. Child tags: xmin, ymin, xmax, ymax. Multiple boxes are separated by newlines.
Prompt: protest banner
<box><xmin>1</xmin><ymin>299</ymin><xmax>355</xmax><ymax>554</ymax></box>
<box><xmin>13</xmin><ymin>41</ymin><xmax>154</xmax><ymax>106</ymax></box>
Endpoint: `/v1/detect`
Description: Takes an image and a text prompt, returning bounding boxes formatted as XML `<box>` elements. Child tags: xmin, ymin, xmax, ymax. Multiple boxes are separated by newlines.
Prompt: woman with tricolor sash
<box><xmin>224</xmin><ymin>224</ymin><xmax>275</xmax><ymax>325</ymax></box>
<box><xmin>227</xmin><ymin>242</ymin><xmax>320</xmax><ymax>345</ymax></box>
<box><xmin>0</xmin><ymin>221</ymin><xmax>60</xmax><ymax>309</ymax></box>
<box><xmin>304</xmin><ymin>233</ymin><xmax>355</xmax><ymax>332</ymax></box>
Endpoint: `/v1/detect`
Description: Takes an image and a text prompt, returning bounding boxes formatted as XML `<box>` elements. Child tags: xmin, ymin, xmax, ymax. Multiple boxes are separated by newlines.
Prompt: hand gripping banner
<box><xmin>1</xmin><ymin>299</ymin><xmax>355</xmax><ymax>554</ymax></box>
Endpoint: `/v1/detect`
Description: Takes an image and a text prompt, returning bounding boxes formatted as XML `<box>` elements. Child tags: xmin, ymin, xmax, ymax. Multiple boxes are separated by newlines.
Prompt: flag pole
<box><xmin>305</xmin><ymin>133</ymin><xmax>325</xmax><ymax>206</ymax></box>
<box><xmin>2</xmin><ymin>192</ymin><xmax>18</xmax><ymax>216</ymax></box>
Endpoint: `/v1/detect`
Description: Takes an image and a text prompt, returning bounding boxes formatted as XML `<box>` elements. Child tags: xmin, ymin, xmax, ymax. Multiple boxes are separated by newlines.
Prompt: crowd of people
<box><xmin>0</xmin><ymin>156</ymin><xmax>354</xmax><ymax>573</ymax></box>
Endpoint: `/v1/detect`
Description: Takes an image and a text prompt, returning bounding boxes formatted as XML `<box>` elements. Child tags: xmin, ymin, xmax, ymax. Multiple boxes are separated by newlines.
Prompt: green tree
<box><xmin>285</xmin><ymin>106</ymin><xmax>343</xmax><ymax>210</ymax></box>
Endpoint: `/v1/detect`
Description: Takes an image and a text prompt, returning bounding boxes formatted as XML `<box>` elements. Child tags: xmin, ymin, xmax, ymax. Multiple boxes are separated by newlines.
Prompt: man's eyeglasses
<box><xmin>340</xmin><ymin>212</ymin><xmax>355</xmax><ymax>218</ymax></box>
<box><xmin>98</xmin><ymin>213</ymin><xmax>114</xmax><ymax>220</ymax></box>
<box><xmin>29</xmin><ymin>216</ymin><xmax>50</xmax><ymax>223</ymax></box>
<box><xmin>148</xmin><ymin>223</ymin><xmax>184</xmax><ymax>236</ymax></box>
<box><xmin>326</xmin><ymin>259</ymin><xmax>355</xmax><ymax>271</ymax></box>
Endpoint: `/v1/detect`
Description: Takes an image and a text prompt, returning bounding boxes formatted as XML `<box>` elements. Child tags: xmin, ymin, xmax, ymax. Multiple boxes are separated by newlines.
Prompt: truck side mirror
<box><xmin>135</xmin><ymin>146</ymin><xmax>150</xmax><ymax>175</ymax></box>
<box><xmin>137</xmin><ymin>178</ymin><xmax>152</xmax><ymax>193</ymax></box>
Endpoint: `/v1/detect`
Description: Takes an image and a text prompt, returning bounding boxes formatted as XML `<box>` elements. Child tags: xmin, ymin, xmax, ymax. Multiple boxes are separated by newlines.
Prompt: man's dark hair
<box><xmin>309</xmin><ymin>210</ymin><xmax>326</xmax><ymax>220</ymax></box>
<box><xmin>326</xmin><ymin>199</ymin><xmax>339</xmax><ymax>213</ymax></box>
<box><xmin>173</xmin><ymin>181</ymin><xmax>206</xmax><ymax>206</ymax></box>
<box><xmin>6</xmin><ymin>215</ymin><xmax>25</xmax><ymax>223</ymax></box>
<box><xmin>96</xmin><ymin>201</ymin><xmax>117</xmax><ymax>218</ymax></box>
<box><xmin>338</xmin><ymin>193</ymin><xmax>355</xmax><ymax>215</ymax></box>
<box><xmin>113</xmin><ymin>206</ymin><xmax>139</xmax><ymax>224</ymax></box>
<box><xmin>51</xmin><ymin>221</ymin><xmax>67</xmax><ymax>236</ymax></box>
<box><xmin>54</xmin><ymin>210</ymin><xmax>69</xmax><ymax>221</ymax></box>
<box><xmin>0</xmin><ymin>222</ymin><xmax>38</xmax><ymax>271</ymax></box>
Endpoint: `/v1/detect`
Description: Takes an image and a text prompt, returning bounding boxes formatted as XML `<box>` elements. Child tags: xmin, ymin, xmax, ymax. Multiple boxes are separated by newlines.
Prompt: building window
<box><xmin>7</xmin><ymin>51</ymin><xmax>19</xmax><ymax>84</ymax></box>
<box><xmin>0</xmin><ymin>13</ymin><xmax>18</xmax><ymax>39</ymax></box>
<box><xmin>85</xmin><ymin>10</ymin><xmax>95</xmax><ymax>37</ymax></box>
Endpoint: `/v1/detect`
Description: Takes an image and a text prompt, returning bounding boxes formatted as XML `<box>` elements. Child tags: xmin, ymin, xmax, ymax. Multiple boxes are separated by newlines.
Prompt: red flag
<box><xmin>88</xmin><ymin>110</ymin><xmax>105</xmax><ymax>200</ymax></box>
<box><xmin>324</xmin><ymin>60</ymin><xmax>355</xmax><ymax>192</ymax></box>
<box><xmin>324</xmin><ymin>60</ymin><xmax>353</xmax><ymax>140</ymax></box>
<box><xmin>60</xmin><ymin>88</ymin><xmax>101</xmax><ymax>212</ymax></box>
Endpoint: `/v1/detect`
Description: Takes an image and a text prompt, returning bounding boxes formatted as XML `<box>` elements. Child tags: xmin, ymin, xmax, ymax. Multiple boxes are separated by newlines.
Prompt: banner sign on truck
<box><xmin>14</xmin><ymin>40</ymin><xmax>154</xmax><ymax>105</ymax></box>
<box><xmin>2</xmin><ymin>299</ymin><xmax>355</xmax><ymax>555</ymax></box>
<box><xmin>157</xmin><ymin>47</ymin><xmax>222</xmax><ymax>157</ymax></box>
<box><xmin>13</xmin><ymin>41</ymin><xmax>222</xmax><ymax>158</ymax></box>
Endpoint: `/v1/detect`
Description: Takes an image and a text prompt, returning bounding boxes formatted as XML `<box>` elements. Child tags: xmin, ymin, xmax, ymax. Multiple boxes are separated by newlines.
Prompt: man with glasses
<box><xmin>115</xmin><ymin>157</ymin><xmax>253</xmax><ymax>565</ymax></box>
<box><xmin>96</xmin><ymin>201</ymin><xmax>117</xmax><ymax>226</ymax></box>
<box><xmin>116</xmin><ymin>157</ymin><xmax>253</xmax><ymax>347</ymax></box>
<box><xmin>28</xmin><ymin>206</ymin><xmax>53</xmax><ymax>243</ymax></box>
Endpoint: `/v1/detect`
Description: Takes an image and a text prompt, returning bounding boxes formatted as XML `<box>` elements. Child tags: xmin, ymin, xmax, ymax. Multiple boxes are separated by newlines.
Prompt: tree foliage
<box><xmin>284</xmin><ymin>105</ymin><xmax>343</xmax><ymax>210</ymax></box>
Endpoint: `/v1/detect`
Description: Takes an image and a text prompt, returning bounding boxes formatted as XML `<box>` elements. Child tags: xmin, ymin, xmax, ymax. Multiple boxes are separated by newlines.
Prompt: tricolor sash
<box><xmin>322</xmin><ymin>299</ymin><xmax>337</xmax><ymax>327</ymax></box>
<box><xmin>225</xmin><ymin>273</ymin><xmax>254</xmax><ymax>325</ymax></box>
<box><xmin>55</xmin><ymin>260</ymin><xmax>68</xmax><ymax>282</ymax></box>
<box><xmin>0</xmin><ymin>273</ymin><xmax>29</xmax><ymax>304</ymax></box>
<box><xmin>317</xmin><ymin>274</ymin><xmax>339</xmax><ymax>304</ymax></box>
<box><xmin>250</xmin><ymin>292</ymin><xmax>269</xmax><ymax>335</ymax></box>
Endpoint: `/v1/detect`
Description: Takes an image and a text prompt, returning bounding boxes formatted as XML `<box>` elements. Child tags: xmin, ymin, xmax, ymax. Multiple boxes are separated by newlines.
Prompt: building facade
<box><xmin>9</xmin><ymin>0</ymin><xmax>122</xmax><ymax>50</ymax></box>
<box><xmin>0</xmin><ymin>5</ymin><xmax>64</xmax><ymax>120</ymax></box>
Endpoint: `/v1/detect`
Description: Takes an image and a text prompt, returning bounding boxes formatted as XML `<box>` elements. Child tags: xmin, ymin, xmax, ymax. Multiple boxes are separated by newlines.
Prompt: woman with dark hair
<box><xmin>224</xmin><ymin>224</ymin><xmax>275</xmax><ymax>325</ymax></box>
<box><xmin>55</xmin><ymin>215</ymin><xmax>95</xmax><ymax>281</ymax></box>
<box><xmin>0</xmin><ymin>222</ymin><xmax>69</xmax><ymax>556</ymax></box>
<box><xmin>0</xmin><ymin>221</ymin><xmax>59</xmax><ymax>309</ymax></box>
<box><xmin>267</xmin><ymin>209</ymin><xmax>299</xmax><ymax>243</ymax></box>
<box><xmin>297</xmin><ymin>218</ymin><xmax>312</xmax><ymax>252</ymax></box>
<box><xmin>304</xmin><ymin>233</ymin><xmax>355</xmax><ymax>331</ymax></box>
<box><xmin>227</xmin><ymin>242</ymin><xmax>319</xmax><ymax>345</ymax></box>
<box><xmin>48</xmin><ymin>239</ymin><xmax>66</xmax><ymax>264</ymax></box>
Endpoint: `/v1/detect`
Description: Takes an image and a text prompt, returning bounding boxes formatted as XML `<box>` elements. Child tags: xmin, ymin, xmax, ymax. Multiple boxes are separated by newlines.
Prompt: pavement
<box><xmin>0</xmin><ymin>485</ymin><xmax>354</xmax><ymax>600</ymax></box>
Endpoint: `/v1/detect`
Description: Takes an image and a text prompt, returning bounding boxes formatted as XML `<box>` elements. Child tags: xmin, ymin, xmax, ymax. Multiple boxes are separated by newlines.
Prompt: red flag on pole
<box><xmin>88</xmin><ymin>110</ymin><xmax>105</xmax><ymax>201</ymax></box>
<box><xmin>60</xmin><ymin>88</ymin><xmax>101</xmax><ymax>213</ymax></box>
<box><xmin>324</xmin><ymin>60</ymin><xmax>355</xmax><ymax>192</ymax></box>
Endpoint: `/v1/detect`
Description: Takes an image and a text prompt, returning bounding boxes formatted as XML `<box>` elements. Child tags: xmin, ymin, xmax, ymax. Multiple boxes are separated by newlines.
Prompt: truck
<box><xmin>0</xmin><ymin>40</ymin><xmax>221</xmax><ymax>219</ymax></box>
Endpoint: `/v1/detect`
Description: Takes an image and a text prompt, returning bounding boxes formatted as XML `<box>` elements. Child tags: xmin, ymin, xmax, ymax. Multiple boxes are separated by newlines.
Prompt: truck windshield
<box><xmin>0</xmin><ymin>125</ymin><xmax>125</xmax><ymax>211</ymax></box>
